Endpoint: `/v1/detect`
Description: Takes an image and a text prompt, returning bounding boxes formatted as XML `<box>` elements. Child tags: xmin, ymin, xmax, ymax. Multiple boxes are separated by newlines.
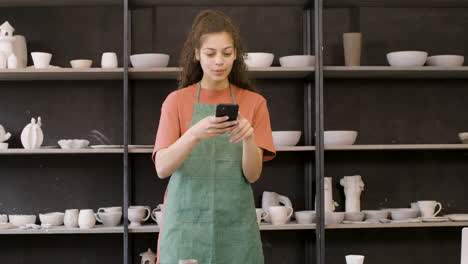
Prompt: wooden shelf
<box><xmin>324</xmin><ymin>0</ymin><xmax>468</xmax><ymax>8</ymax></box>
<box><xmin>0</xmin><ymin>68</ymin><xmax>123</xmax><ymax>81</ymax></box>
<box><xmin>129</xmin><ymin>67</ymin><xmax>314</xmax><ymax>80</ymax></box>
<box><xmin>0</xmin><ymin>225</ymin><xmax>123</xmax><ymax>234</ymax></box>
<box><xmin>128</xmin><ymin>146</ymin><xmax>315</xmax><ymax>153</ymax></box>
<box><xmin>324</xmin><ymin>66</ymin><xmax>468</xmax><ymax>79</ymax></box>
<box><xmin>131</xmin><ymin>0</ymin><xmax>310</xmax><ymax>7</ymax></box>
<box><xmin>326</xmin><ymin>221</ymin><xmax>468</xmax><ymax>229</ymax></box>
<box><xmin>325</xmin><ymin>144</ymin><xmax>468</xmax><ymax>151</ymax></box>
<box><xmin>129</xmin><ymin>223</ymin><xmax>316</xmax><ymax>233</ymax></box>
<box><xmin>0</xmin><ymin>148</ymin><xmax>123</xmax><ymax>155</ymax></box>
<box><xmin>0</xmin><ymin>0</ymin><xmax>121</xmax><ymax>6</ymax></box>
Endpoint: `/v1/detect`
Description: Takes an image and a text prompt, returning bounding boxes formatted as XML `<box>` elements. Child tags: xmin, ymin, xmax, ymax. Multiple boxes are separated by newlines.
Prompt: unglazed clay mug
<box><xmin>417</xmin><ymin>200</ymin><xmax>442</xmax><ymax>217</ymax></box>
<box><xmin>268</xmin><ymin>206</ymin><xmax>293</xmax><ymax>225</ymax></box>
<box><xmin>256</xmin><ymin>208</ymin><xmax>268</xmax><ymax>224</ymax></box>
<box><xmin>346</xmin><ymin>255</ymin><xmax>365</xmax><ymax>264</ymax></box>
<box><xmin>78</xmin><ymin>209</ymin><xmax>96</xmax><ymax>229</ymax></box>
<box><xmin>343</xmin><ymin>32</ymin><xmax>362</xmax><ymax>66</ymax></box>
<box><xmin>64</xmin><ymin>209</ymin><xmax>79</xmax><ymax>228</ymax></box>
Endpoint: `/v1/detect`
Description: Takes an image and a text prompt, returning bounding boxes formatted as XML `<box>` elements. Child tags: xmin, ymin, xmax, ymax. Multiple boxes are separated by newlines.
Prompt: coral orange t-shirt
<box><xmin>152</xmin><ymin>83</ymin><xmax>276</xmax><ymax>161</ymax></box>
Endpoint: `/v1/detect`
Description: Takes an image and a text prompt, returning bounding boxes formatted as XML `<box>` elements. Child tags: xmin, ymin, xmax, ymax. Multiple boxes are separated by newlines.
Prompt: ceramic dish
<box><xmin>272</xmin><ymin>131</ymin><xmax>302</xmax><ymax>146</ymax></box>
<box><xmin>279</xmin><ymin>55</ymin><xmax>315</xmax><ymax>67</ymax></box>
<box><xmin>420</xmin><ymin>216</ymin><xmax>449</xmax><ymax>222</ymax></box>
<box><xmin>244</xmin><ymin>52</ymin><xmax>274</xmax><ymax>68</ymax></box>
<box><xmin>386</xmin><ymin>51</ymin><xmax>428</xmax><ymax>67</ymax></box>
<box><xmin>447</xmin><ymin>214</ymin><xmax>468</xmax><ymax>222</ymax></box>
<box><xmin>426</xmin><ymin>55</ymin><xmax>464</xmax><ymax>67</ymax></box>
<box><xmin>90</xmin><ymin>145</ymin><xmax>123</xmax><ymax>149</ymax></box>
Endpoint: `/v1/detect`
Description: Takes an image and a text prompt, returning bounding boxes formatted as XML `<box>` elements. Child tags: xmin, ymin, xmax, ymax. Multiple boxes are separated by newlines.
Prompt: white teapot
<box><xmin>21</xmin><ymin>117</ymin><xmax>43</xmax><ymax>149</ymax></box>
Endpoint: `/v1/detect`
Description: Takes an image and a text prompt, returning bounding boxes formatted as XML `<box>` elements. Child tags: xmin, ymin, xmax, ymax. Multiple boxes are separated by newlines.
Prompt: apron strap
<box><xmin>196</xmin><ymin>82</ymin><xmax>237</xmax><ymax>104</ymax></box>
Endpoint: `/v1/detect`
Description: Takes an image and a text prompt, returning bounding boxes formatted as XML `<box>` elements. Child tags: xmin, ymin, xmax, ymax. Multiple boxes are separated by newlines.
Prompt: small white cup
<box><xmin>269</xmin><ymin>206</ymin><xmax>293</xmax><ymax>225</ymax></box>
<box><xmin>78</xmin><ymin>209</ymin><xmax>96</xmax><ymax>229</ymax></box>
<box><xmin>0</xmin><ymin>214</ymin><xmax>7</xmax><ymax>224</ymax></box>
<box><xmin>31</xmin><ymin>52</ymin><xmax>52</xmax><ymax>69</ymax></box>
<box><xmin>417</xmin><ymin>200</ymin><xmax>442</xmax><ymax>217</ymax></box>
<box><xmin>64</xmin><ymin>209</ymin><xmax>79</xmax><ymax>228</ymax></box>
<box><xmin>256</xmin><ymin>208</ymin><xmax>268</xmax><ymax>224</ymax></box>
<box><xmin>346</xmin><ymin>255</ymin><xmax>365</xmax><ymax>264</ymax></box>
<box><xmin>101</xmin><ymin>52</ymin><xmax>118</xmax><ymax>68</ymax></box>
<box><xmin>151</xmin><ymin>204</ymin><xmax>165</xmax><ymax>226</ymax></box>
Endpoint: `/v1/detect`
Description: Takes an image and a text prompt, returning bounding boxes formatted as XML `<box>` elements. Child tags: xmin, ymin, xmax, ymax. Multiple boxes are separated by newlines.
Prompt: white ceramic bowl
<box><xmin>386</xmin><ymin>51</ymin><xmax>428</xmax><ymax>67</ymax></box>
<box><xmin>70</xmin><ymin>59</ymin><xmax>93</xmax><ymax>68</ymax></box>
<box><xmin>325</xmin><ymin>212</ymin><xmax>345</xmax><ymax>225</ymax></box>
<box><xmin>458</xmin><ymin>132</ymin><xmax>468</xmax><ymax>144</ymax></box>
<box><xmin>279</xmin><ymin>55</ymin><xmax>315</xmax><ymax>67</ymax></box>
<box><xmin>294</xmin><ymin>211</ymin><xmax>316</xmax><ymax>224</ymax></box>
<box><xmin>9</xmin><ymin>214</ymin><xmax>36</xmax><ymax>226</ymax></box>
<box><xmin>272</xmin><ymin>131</ymin><xmax>302</xmax><ymax>146</ymax></box>
<box><xmin>244</xmin><ymin>52</ymin><xmax>274</xmax><ymax>68</ymax></box>
<box><xmin>58</xmin><ymin>139</ymin><xmax>90</xmax><ymax>149</ymax></box>
<box><xmin>96</xmin><ymin>211</ymin><xmax>122</xmax><ymax>227</ymax></box>
<box><xmin>390</xmin><ymin>209</ymin><xmax>419</xmax><ymax>220</ymax></box>
<box><xmin>324</xmin><ymin>130</ymin><xmax>357</xmax><ymax>145</ymax></box>
<box><xmin>31</xmin><ymin>52</ymin><xmax>52</xmax><ymax>69</ymax></box>
<box><xmin>362</xmin><ymin>210</ymin><xmax>389</xmax><ymax>220</ymax></box>
<box><xmin>130</xmin><ymin>53</ymin><xmax>170</xmax><ymax>68</ymax></box>
<box><xmin>39</xmin><ymin>212</ymin><xmax>64</xmax><ymax>226</ymax></box>
<box><xmin>344</xmin><ymin>212</ymin><xmax>365</xmax><ymax>221</ymax></box>
<box><xmin>426</xmin><ymin>55</ymin><xmax>464</xmax><ymax>67</ymax></box>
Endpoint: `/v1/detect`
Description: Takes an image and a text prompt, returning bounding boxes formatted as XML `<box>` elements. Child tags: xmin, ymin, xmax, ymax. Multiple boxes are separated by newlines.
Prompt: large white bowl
<box><xmin>325</xmin><ymin>212</ymin><xmax>345</xmax><ymax>225</ymax></box>
<box><xmin>70</xmin><ymin>59</ymin><xmax>93</xmax><ymax>69</ymax></box>
<box><xmin>458</xmin><ymin>132</ymin><xmax>468</xmax><ymax>144</ymax></box>
<box><xmin>426</xmin><ymin>55</ymin><xmax>464</xmax><ymax>67</ymax></box>
<box><xmin>58</xmin><ymin>139</ymin><xmax>90</xmax><ymax>150</ymax></box>
<box><xmin>362</xmin><ymin>210</ymin><xmax>389</xmax><ymax>220</ymax></box>
<box><xmin>324</xmin><ymin>130</ymin><xmax>357</xmax><ymax>145</ymax></box>
<box><xmin>386</xmin><ymin>51</ymin><xmax>428</xmax><ymax>67</ymax></box>
<box><xmin>390</xmin><ymin>209</ymin><xmax>419</xmax><ymax>220</ymax></box>
<box><xmin>9</xmin><ymin>214</ymin><xmax>36</xmax><ymax>226</ymax></box>
<box><xmin>294</xmin><ymin>211</ymin><xmax>316</xmax><ymax>224</ymax></box>
<box><xmin>39</xmin><ymin>212</ymin><xmax>64</xmax><ymax>226</ymax></box>
<box><xmin>130</xmin><ymin>53</ymin><xmax>170</xmax><ymax>68</ymax></box>
<box><xmin>272</xmin><ymin>131</ymin><xmax>302</xmax><ymax>146</ymax></box>
<box><xmin>244</xmin><ymin>52</ymin><xmax>274</xmax><ymax>68</ymax></box>
<box><xmin>279</xmin><ymin>55</ymin><xmax>315</xmax><ymax>67</ymax></box>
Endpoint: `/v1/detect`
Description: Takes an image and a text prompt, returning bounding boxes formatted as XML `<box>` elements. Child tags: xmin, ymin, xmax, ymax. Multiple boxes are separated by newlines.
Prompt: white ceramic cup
<box><xmin>78</xmin><ymin>209</ymin><xmax>96</xmax><ymax>229</ymax></box>
<box><xmin>96</xmin><ymin>211</ymin><xmax>122</xmax><ymax>226</ymax></box>
<box><xmin>346</xmin><ymin>255</ymin><xmax>365</xmax><ymax>264</ymax></box>
<box><xmin>269</xmin><ymin>206</ymin><xmax>293</xmax><ymax>225</ymax></box>
<box><xmin>343</xmin><ymin>32</ymin><xmax>362</xmax><ymax>66</ymax></box>
<box><xmin>151</xmin><ymin>204</ymin><xmax>165</xmax><ymax>226</ymax></box>
<box><xmin>0</xmin><ymin>214</ymin><xmax>7</xmax><ymax>224</ymax></box>
<box><xmin>256</xmin><ymin>208</ymin><xmax>269</xmax><ymax>224</ymax></box>
<box><xmin>128</xmin><ymin>207</ymin><xmax>150</xmax><ymax>226</ymax></box>
<box><xmin>417</xmin><ymin>200</ymin><xmax>442</xmax><ymax>217</ymax></box>
<box><xmin>31</xmin><ymin>52</ymin><xmax>52</xmax><ymax>69</ymax></box>
<box><xmin>101</xmin><ymin>52</ymin><xmax>118</xmax><ymax>68</ymax></box>
<box><xmin>98</xmin><ymin>206</ymin><xmax>122</xmax><ymax>214</ymax></box>
<box><xmin>64</xmin><ymin>209</ymin><xmax>79</xmax><ymax>228</ymax></box>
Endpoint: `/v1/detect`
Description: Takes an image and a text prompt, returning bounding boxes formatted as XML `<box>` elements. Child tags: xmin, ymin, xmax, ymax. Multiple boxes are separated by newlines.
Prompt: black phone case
<box><xmin>215</xmin><ymin>104</ymin><xmax>239</xmax><ymax>121</ymax></box>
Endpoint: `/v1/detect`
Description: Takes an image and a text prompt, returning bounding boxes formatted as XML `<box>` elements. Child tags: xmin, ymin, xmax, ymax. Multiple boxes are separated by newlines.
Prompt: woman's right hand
<box><xmin>188</xmin><ymin>115</ymin><xmax>238</xmax><ymax>141</ymax></box>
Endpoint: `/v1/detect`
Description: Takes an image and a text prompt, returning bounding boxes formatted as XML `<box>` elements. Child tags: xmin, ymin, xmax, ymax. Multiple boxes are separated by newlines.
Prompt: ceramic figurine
<box><xmin>0</xmin><ymin>21</ymin><xmax>15</xmax><ymax>68</ymax></box>
<box><xmin>140</xmin><ymin>248</ymin><xmax>156</xmax><ymax>264</ymax></box>
<box><xmin>262</xmin><ymin>191</ymin><xmax>293</xmax><ymax>223</ymax></box>
<box><xmin>340</xmin><ymin>175</ymin><xmax>365</xmax><ymax>212</ymax></box>
<box><xmin>21</xmin><ymin>117</ymin><xmax>44</xmax><ymax>149</ymax></box>
<box><xmin>0</xmin><ymin>124</ymin><xmax>11</xmax><ymax>150</ymax></box>
<box><xmin>324</xmin><ymin>177</ymin><xmax>339</xmax><ymax>212</ymax></box>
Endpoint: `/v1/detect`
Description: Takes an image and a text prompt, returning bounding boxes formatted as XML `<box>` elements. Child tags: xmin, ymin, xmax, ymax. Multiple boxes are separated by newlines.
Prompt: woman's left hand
<box><xmin>228</xmin><ymin>112</ymin><xmax>254</xmax><ymax>143</ymax></box>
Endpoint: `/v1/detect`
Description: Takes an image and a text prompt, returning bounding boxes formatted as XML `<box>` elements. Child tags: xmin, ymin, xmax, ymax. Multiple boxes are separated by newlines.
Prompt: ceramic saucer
<box><xmin>420</xmin><ymin>216</ymin><xmax>449</xmax><ymax>222</ymax></box>
<box><xmin>90</xmin><ymin>145</ymin><xmax>123</xmax><ymax>149</ymax></box>
<box><xmin>447</xmin><ymin>214</ymin><xmax>468</xmax><ymax>222</ymax></box>
<box><xmin>128</xmin><ymin>145</ymin><xmax>153</xmax><ymax>148</ymax></box>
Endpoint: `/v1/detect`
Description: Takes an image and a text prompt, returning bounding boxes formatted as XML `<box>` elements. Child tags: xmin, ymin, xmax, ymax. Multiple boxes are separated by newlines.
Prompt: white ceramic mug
<box><xmin>151</xmin><ymin>204</ymin><xmax>164</xmax><ymax>226</ymax></box>
<box><xmin>256</xmin><ymin>208</ymin><xmax>268</xmax><ymax>224</ymax></box>
<box><xmin>78</xmin><ymin>209</ymin><xmax>96</xmax><ymax>229</ymax></box>
<box><xmin>268</xmin><ymin>206</ymin><xmax>293</xmax><ymax>225</ymax></box>
<box><xmin>31</xmin><ymin>52</ymin><xmax>52</xmax><ymax>69</ymax></box>
<box><xmin>64</xmin><ymin>209</ymin><xmax>79</xmax><ymax>228</ymax></box>
<box><xmin>128</xmin><ymin>207</ymin><xmax>150</xmax><ymax>227</ymax></box>
<box><xmin>101</xmin><ymin>52</ymin><xmax>118</xmax><ymax>68</ymax></box>
<box><xmin>417</xmin><ymin>200</ymin><xmax>442</xmax><ymax>217</ymax></box>
<box><xmin>98</xmin><ymin>206</ymin><xmax>122</xmax><ymax>214</ymax></box>
<box><xmin>346</xmin><ymin>255</ymin><xmax>365</xmax><ymax>264</ymax></box>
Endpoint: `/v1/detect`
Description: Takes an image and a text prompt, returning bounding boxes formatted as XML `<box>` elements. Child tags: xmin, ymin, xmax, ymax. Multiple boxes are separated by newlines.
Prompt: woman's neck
<box><xmin>200</xmin><ymin>77</ymin><xmax>229</xmax><ymax>90</ymax></box>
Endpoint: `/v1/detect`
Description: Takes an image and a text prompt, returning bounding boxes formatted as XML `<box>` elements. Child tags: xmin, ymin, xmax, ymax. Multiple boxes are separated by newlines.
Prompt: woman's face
<box><xmin>196</xmin><ymin>31</ymin><xmax>236</xmax><ymax>83</ymax></box>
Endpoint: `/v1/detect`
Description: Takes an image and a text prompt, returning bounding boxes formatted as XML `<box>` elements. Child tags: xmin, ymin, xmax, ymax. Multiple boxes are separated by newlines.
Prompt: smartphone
<box><xmin>215</xmin><ymin>103</ymin><xmax>239</xmax><ymax>122</ymax></box>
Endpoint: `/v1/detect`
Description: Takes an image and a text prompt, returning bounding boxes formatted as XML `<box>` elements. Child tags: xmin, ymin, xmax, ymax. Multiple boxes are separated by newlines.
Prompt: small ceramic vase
<box><xmin>21</xmin><ymin>117</ymin><xmax>43</xmax><ymax>149</ymax></box>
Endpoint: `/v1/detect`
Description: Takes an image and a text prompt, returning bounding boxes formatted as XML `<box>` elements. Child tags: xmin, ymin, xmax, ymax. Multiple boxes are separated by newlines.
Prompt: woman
<box><xmin>152</xmin><ymin>9</ymin><xmax>276</xmax><ymax>264</ymax></box>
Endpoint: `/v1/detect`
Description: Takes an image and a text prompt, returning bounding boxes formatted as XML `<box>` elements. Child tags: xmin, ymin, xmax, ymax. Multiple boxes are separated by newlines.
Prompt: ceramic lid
<box><xmin>140</xmin><ymin>248</ymin><xmax>156</xmax><ymax>258</ymax></box>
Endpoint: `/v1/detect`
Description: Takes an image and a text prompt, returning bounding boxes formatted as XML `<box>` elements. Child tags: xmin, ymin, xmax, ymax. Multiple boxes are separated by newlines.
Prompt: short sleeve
<box><xmin>152</xmin><ymin>91</ymin><xmax>181</xmax><ymax>163</ymax></box>
<box><xmin>252</xmin><ymin>97</ymin><xmax>276</xmax><ymax>162</ymax></box>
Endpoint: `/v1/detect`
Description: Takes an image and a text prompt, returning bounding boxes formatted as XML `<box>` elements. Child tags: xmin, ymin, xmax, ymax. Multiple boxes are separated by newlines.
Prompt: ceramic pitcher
<box><xmin>262</xmin><ymin>191</ymin><xmax>292</xmax><ymax>223</ymax></box>
<box><xmin>340</xmin><ymin>175</ymin><xmax>365</xmax><ymax>212</ymax></box>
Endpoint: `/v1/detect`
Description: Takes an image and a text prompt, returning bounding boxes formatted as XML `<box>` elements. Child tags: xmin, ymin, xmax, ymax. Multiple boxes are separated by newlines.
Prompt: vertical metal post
<box><xmin>314</xmin><ymin>0</ymin><xmax>325</xmax><ymax>264</ymax></box>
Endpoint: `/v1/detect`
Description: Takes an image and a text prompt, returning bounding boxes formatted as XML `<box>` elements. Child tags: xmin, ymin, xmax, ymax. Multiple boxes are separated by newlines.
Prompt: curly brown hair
<box><xmin>177</xmin><ymin>9</ymin><xmax>257</xmax><ymax>92</ymax></box>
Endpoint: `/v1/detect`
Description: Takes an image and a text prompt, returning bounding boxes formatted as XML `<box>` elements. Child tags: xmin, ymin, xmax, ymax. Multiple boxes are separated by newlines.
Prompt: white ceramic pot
<box><xmin>390</xmin><ymin>209</ymin><xmax>418</xmax><ymax>220</ymax></box>
<box><xmin>244</xmin><ymin>52</ymin><xmax>274</xmax><ymax>68</ymax></box>
<box><xmin>70</xmin><ymin>59</ymin><xmax>93</xmax><ymax>69</ymax></box>
<box><xmin>78</xmin><ymin>209</ymin><xmax>96</xmax><ymax>229</ymax></box>
<box><xmin>426</xmin><ymin>55</ymin><xmax>464</xmax><ymax>67</ymax></box>
<box><xmin>279</xmin><ymin>55</ymin><xmax>315</xmax><ymax>67</ymax></box>
<box><xmin>346</xmin><ymin>255</ymin><xmax>365</xmax><ymax>264</ymax></box>
<box><xmin>324</xmin><ymin>130</ymin><xmax>357</xmax><ymax>145</ymax></box>
<box><xmin>101</xmin><ymin>52</ymin><xmax>118</xmax><ymax>68</ymax></box>
<box><xmin>39</xmin><ymin>212</ymin><xmax>64</xmax><ymax>226</ymax></box>
<box><xmin>294</xmin><ymin>210</ymin><xmax>316</xmax><ymax>224</ymax></box>
<box><xmin>31</xmin><ymin>52</ymin><xmax>52</xmax><ymax>69</ymax></box>
<box><xmin>64</xmin><ymin>209</ymin><xmax>79</xmax><ymax>228</ymax></box>
<box><xmin>272</xmin><ymin>131</ymin><xmax>302</xmax><ymax>146</ymax></box>
<box><xmin>130</xmin><ymin>53</ymin><xmax>169</xmax><ymax>68</ymax></box>
<box><xmin>386</xmin><ymin>51</ymin><xmax>428</xmax><ymax>67</ymax></box>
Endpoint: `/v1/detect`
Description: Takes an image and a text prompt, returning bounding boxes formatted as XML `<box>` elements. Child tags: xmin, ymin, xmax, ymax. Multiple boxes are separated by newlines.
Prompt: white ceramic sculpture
<box><xmin>324</xmin><ymin>177</ymin><xmax>339</xmax><ymax>212</ymax></box>
<box><xmin>21</xmin><ymin>117</ymin><xmax>44</xmax><ymax>149</ymax></box>
<box><xmin>262</xmin><ymin>191</ymin><xmax>293</xmax><ymax>223</ymax></box>
<box><xmin>340</xmin><ymin>175</ymin><xmax>364</xmax><ymax>212</ymax></box>
<box><xmin>0</xmin><ymin>124</ymin><xmax>11</xmax><ymax>150</ymax></box>
<box><xmin>0</xmin><ymin>21</ymin><xmax>16</xmax><ymax>68</ymax></box>
<box><xmin>140</xmin><ymin>248</ymin><xmax>156</xmax><ymax>264</ymax></box>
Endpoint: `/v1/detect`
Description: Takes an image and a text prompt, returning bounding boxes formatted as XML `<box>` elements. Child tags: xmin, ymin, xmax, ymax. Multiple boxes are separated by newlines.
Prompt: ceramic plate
<box><xmin>420</xmin><ymin>217</ymin><xmax>449</xmax><ymax>222</ymax></box>
<box><xmin>90</xmin><ymin>145</ymin><xmax>123</xmax><ymax>149</ymax></box>
<box><xmin>447</xmin><ymin>214</ymin><xmax>468</xmax><ymax>222</ymax></box>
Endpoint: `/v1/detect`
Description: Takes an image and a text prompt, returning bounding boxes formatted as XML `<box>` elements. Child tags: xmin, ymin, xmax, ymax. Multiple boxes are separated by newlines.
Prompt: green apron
<box><xmin>159</xmin><ymin>83</ymin><xmax>264</xmax><ymax>264</ymax></box>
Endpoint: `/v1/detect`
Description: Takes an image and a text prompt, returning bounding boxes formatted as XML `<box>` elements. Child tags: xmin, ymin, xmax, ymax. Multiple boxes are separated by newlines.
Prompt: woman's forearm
<box><xmin>242</xmin><ymin>135</ymin><xmax>263</xmax><ymax>183</ymax></box>
<box><xmin>155</xmin><ymin>130</ymin><xmax>199</xmax><ymax>179</ymax></box>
